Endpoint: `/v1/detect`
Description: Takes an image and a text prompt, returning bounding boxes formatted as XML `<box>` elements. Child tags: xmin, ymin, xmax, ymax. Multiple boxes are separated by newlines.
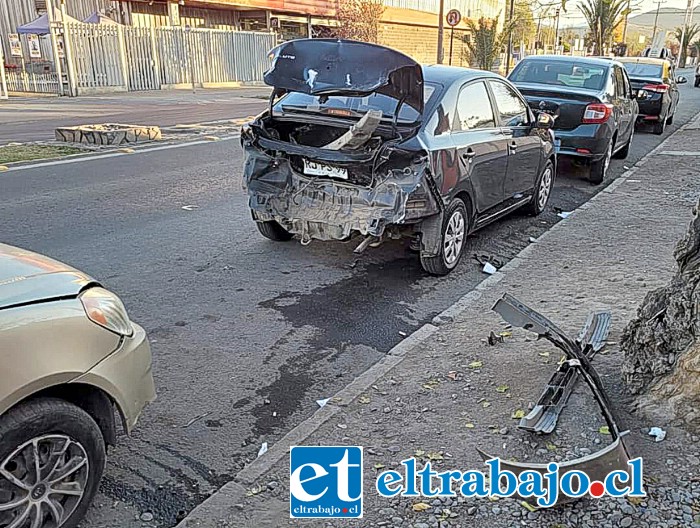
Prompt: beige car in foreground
<box><xmin>0</xmin><ymin>243</ymin><xmax>156</xmax><ymax>528</ymax></box>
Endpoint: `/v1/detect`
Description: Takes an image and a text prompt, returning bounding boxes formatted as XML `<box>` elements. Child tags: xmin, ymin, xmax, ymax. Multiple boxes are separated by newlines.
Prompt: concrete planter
<box><xmin>55</xmin><ymin>124</ymin><xmax>161</xmax><ymax>145</ymax></box>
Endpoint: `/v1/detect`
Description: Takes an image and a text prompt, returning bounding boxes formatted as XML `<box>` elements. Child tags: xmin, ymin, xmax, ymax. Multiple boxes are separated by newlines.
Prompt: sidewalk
<box><xmin>178</xmin><ymin>116</ymin><xmax>700</xmax><ymax>528</ymax></box>
<box><xmin>0</xmin><ymin>87</ymin><xmax>270</xmax><ymax>145</ymax></box>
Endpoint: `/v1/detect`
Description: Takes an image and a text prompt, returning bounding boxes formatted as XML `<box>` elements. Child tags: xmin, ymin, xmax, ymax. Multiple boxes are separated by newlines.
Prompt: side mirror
<box><xmin>677</xmin><ymin>76</ymin><xmax>688</xmax><ymax>84</ymax></box>
<box><xmin>636</xmin><ymin>89</ymin><xmax>648</xmax><ymax>100</ymax></box>
<box><xmin>536</xmin><ymin>112</ymin><xmax>555</xmax><ymax>129</ymax></box>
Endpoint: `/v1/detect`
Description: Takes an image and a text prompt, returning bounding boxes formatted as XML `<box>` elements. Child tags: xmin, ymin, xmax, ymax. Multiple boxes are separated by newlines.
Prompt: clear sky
<box><xmin>558</xmin><ymin>0</ymin><xmax>695</xmax><ymax>27</ymax></box>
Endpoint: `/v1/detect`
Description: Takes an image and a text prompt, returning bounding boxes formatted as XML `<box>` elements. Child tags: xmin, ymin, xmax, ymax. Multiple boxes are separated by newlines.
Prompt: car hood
<box><xmin>0</xmin><ymin>243</ymin><xmax>97</xmax><ymax>310</ymax></box>
<box><xmin>264</xmin><ymin>39</ymin><xmax>424</xmax><ymax>114</ymax></box>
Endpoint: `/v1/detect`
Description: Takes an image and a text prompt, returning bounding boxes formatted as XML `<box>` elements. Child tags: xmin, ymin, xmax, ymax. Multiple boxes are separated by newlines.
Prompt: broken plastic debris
<box><xmin>483</xmin><ymin>262</ymin><xmax>498</xmax><ymax>275</ymax></box>
<box><xmin>181</xmin><ymin>205</ymin><xmax>198</xmax><ymax>211</ymax></box>
<box><xmin>316</xmin><ymin>398</ymin><xmax>330</xmax><ymax>408</ymax></box>
<box><xmin>557</xmin><ymin>211</ymin><xmax>572</xmax><ymax>219</ymax></box>
<box><xmin>257</xmin><ymin>442</ymin><xmax>268</xmax><ymax>457</ymax></box>
<box><xmin>528</xmin><ymin>236</ymin><xmax>537</xmax><ymax>243</ymax></box>
<box><xmin>649</xmin><ymin>426</ymin><xmax>667</xmax><ymax>442</ymax></box>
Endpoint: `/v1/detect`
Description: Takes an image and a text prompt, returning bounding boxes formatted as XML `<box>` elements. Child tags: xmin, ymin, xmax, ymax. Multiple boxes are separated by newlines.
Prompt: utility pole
<box><xmin>505</xmin><ymin>0</ymin><xmax>515</xmax><ymax>74</ymax></box>
<box><xmin>677</xmin><ymin>0</ymin><xmax>695</xmax><ymax>67</ymax></box>
<box><xmin>651</xmin><ymin>0</ymin><xmax>666</xmax><ymax>43</ymax></box>
<box><xmin>554</xmin><ymin>8</ymin><xmax>561</xmax><ymax>54</ymax></box>
<box><xmin>621</xmin><ymin>0</ymin><xmax>632</xmax><ymax>45</ymax></box>
<box><xmin>437</xmin><ymin>0</ymin><xmax>445</xmax><ymax>63</ymax></box>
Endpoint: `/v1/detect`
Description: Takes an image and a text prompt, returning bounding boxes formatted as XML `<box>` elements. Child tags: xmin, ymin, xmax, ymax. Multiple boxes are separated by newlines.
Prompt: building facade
<box><xmin>2</xmin><ymin>0</ymin><xmax>506</xmax><ymax>68</ymax></box>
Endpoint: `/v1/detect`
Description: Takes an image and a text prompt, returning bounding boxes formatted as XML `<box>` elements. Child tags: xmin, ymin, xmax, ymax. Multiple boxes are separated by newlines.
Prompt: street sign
<box><xmin>27</xmin><ymin>34</ymin><xmax>41</xmax><ymax>58</ymax></box>
<box><xmin>8</xmin><ymin>34</ymin><xmax>21</xmax><ymax>57</ymax></box>
<box><xmin>446</xmin><ymin>9</ymin><xmax>461</xmax><ymax>27</ymax></box>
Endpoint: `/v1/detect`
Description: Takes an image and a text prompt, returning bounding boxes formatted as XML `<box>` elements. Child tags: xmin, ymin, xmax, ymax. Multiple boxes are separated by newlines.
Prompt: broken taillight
<box><xmin>581</xmin><ymin>103</ymin><xmax>613</xmax><ymax>124</ymax></box>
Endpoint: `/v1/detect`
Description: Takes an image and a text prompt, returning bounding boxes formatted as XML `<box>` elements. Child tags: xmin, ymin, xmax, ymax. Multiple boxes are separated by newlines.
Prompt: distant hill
<box><xmin>566</xmin><ymin>6</ymin><xmax>699</xmax><ymax>36</ymax></box>
<box><xmin>627</xmin><ymin>6</ymin><xmax>700</xmax><ymax>32</ymax></box>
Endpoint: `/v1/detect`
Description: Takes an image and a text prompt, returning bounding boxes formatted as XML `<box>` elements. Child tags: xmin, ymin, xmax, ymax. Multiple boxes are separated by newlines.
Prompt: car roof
<box><xmin>421</xmin><ymin>64</ymin><xmax>503</xmax><ymax>84</ymax></box>
<box><xmin>617</xmin><ymin>56</ymin><xmax>669</xmax><ymax>65</ymax></box>
<box><xmin>519</xmin><ymin>55</ymin><xmax>615</xmax><ymax>68</ymax></box>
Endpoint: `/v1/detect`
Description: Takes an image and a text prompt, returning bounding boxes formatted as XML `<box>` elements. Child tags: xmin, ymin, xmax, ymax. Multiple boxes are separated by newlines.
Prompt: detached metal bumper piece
<box><xmin>477</xmin><ymin>294</ymin><xmax>632</xmax><ymax>507</ymax></box>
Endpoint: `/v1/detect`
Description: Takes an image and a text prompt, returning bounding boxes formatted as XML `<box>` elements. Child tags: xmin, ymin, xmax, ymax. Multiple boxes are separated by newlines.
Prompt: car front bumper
<box><xmin>553</xmin><ymin>123</ymin><xmax>610</xmax><ymax>162</ymax></box>
<box><xmin>73</xmin><ymin>323</ymin><xmax>156</xmax><ymax>433</ymax></box>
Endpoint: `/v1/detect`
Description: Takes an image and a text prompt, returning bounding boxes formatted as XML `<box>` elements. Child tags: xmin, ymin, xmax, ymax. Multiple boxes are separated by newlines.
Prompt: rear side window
<box><xmin>488</xmin><ymin>81</ymin><xmax>529</xmax><ymax>127</ymax></box>
<box><xmin>454</xmin><ymin>81</ymin><xmax>495</xmax><ymax>131</ymax></box>
<box><xmin>511</xmin><ymin>60</ymin><xmax>608</xmax><ymax>90</ymax></box>
<box><xmin>614</xmin><ymin>67</ymin><xmax>626</xmax><ymax>96</ymax></box>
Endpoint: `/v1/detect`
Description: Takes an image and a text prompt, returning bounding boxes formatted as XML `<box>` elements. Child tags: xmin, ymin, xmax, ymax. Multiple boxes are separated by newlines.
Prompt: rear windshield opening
<box><xmin>623</xmin><ymin>63</ymin><xmax>664</xmax><ymax>78</ymax></box>
<box><xmin>275</xmin><ymin>83</ymin><xmax>438</xmax><ymax>124</ymax></box>
<box><xmin>511</xmin><ymin>61</ymin><xmax>608</xmax><ymax>91</ymax></box>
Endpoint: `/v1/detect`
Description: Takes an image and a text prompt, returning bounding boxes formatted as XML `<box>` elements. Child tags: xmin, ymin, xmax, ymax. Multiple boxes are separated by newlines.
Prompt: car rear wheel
<box><xmin>589</xmin><ymin>140</ymin><xmax>612</xmax><ymax>185</ymax></box>
<box><xmin>255</xmin><ymin>220</ymin><xmax>293</xmax><ymax>241</ymax></box>
<box><xmin>0</xmin><ymin>398</ymin><xmax>106</xmax><ymax>528</ymax></box>
<box><xmin>420</xmin><ymin>198</ymin><xmax>468</xmax><ymax>276</ymax></box>
<box><xmin>653</xmin><ymin>116</ymin><xmax>666</xmax><ymax>135</ymax></box>
<box><xmin>524</xmin><ymin>160</ymin><xmax>554</xmax><ymax>216</ymax></box>
<box><xmin>667</xmin><ymin>112</ymin><xmax>674</xmax><ymax>125</ymax></box>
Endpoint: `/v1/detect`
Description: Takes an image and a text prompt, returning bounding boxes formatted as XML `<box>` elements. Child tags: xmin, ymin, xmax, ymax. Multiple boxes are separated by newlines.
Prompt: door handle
<box><xmin>462</xmin><ymin>149</ymin><xmax>476</xmax><ymax>161</ymax></box>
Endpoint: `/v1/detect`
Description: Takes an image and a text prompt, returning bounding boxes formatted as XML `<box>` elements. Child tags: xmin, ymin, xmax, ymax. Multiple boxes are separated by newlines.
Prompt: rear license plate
<box><xmin>303</xmin><ymin>159</ymin><xmax>348</xmax><ymax>180</ymax></box>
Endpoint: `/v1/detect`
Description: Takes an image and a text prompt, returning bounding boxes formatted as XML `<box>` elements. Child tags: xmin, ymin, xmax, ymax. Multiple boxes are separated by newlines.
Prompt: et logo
<box><xmin>289</xmin><ymin>446</ymin><xmax>363</xmax><ymax>518</ymax></box>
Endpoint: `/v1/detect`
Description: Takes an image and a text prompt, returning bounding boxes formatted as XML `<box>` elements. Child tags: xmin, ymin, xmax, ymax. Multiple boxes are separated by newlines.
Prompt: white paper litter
<box><xmin>648</xmin><ymin>427</ymin><xmax>666</xmax><ymax>442</ymax></box>
<box><xmin>529</xmin><ymin>237</ymin><xmax>537</xmax><ymax>243</ymax></box>
<box><xmin>316</xmin><ymin>398</ymin><xmax>330</xmax><ymax>408</ymax></box>
<box><xmin>257</xmin><ymin>442</ymin><xmax>268</xmax><ymax>457</ymax></box>
<box><xmin>482</xmin><ymin>262</ymin><xmax>497</xmax><ymax>275</ymax></box>
<box><xmin>557</xmin><ymin>211</ymin><xmax>572</xmax><ymax>219</ymax></box>
<box><xmin>181</xmin><ymin>205</ymin><xmax>198</xmax><ymax>211</ymax></box>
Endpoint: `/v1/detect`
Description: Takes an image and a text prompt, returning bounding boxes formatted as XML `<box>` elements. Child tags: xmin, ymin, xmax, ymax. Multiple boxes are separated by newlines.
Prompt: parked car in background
<box><xmin>509</xmin><ymin>55</ymin><xmax>638</xmax><ymax>184</ymax></box>
<box><xmin>695</xmin><ymin>63</ymin><xmax>700</xmax><ymax>87</ymax></box>
<box><xmin>242</xmin><ymin>39</ymin><xmax>557</xmax><ymax>275</ymax></box>
<box><xmin>618</xmin><ymin>57</ymin><xmax>685</xmax><ymax>135</ymax></box>
<box><xmin>0</xmin><ymin>243</ymin><xmax>156</xmax><ymax>528</ymax></box>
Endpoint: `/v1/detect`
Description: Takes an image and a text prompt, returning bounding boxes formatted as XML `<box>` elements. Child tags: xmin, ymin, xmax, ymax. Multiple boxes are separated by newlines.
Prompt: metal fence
<box><xmin>63</xmin><ymin>22</ymin><xmax>275</xmax><ymax>94</ymax></box>
<box><xmin>4</xmin><ymin>70</ymin><xmax>61</xmax><ymax>93</ymax></box>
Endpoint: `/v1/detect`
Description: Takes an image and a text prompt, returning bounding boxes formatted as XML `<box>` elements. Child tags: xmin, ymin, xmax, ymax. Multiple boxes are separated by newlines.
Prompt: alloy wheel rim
<box><xmin>537</xmin><ymin>167</ymin><xmax>553</xmax><ymax>210</ymax></box>
<box><xmin>0</xmin><ymin>435</ymin><xmax>89</xmax><ymax>528</ymax></box>
<box><xmin>443</xmin><ymin>209</ymin><xmax>465</xmax><ymax>266</ymax></box>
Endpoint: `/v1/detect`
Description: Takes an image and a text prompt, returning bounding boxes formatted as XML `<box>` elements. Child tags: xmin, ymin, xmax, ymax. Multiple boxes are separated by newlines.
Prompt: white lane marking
<box><xmin>2</xmin><ymin>135</ymin><xmax>240</xmax><ymax>172</ymax></box>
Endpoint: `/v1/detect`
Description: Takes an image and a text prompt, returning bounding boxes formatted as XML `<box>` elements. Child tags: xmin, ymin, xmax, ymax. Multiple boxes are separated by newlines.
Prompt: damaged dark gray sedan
<box><xmin>242</xmin><ymin>39</ymin><xmax>557</xmax><ymax>275</ymax></box>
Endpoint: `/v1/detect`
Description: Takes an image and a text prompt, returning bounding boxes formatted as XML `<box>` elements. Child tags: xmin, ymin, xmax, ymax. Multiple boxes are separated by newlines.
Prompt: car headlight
<box><xmin>80</xmin><ymin>287</ymin><xmax>134</xmax><ymax>337</ymax></box>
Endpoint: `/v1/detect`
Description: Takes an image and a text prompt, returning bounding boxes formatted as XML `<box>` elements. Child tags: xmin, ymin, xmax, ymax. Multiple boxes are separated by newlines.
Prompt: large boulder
<box><xmin>621</xmin><ymin>198</ymin><xmax>700</xmax><ymax>430</ymax></box>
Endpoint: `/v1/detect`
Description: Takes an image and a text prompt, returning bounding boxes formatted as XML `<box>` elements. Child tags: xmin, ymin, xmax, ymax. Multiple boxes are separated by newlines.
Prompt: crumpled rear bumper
<box><xmin>243</xmin><ymin>143</ymin><xmax>435</xmax><ymax>241</ymax></box>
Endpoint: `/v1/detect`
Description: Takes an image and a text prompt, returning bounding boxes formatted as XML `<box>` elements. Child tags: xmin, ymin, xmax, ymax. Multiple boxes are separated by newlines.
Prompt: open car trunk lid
<box><xmin>515</xmin><ymin>83</ymin><xmax>601</xmax><ymax>131</ymax></box>
<box><xmin>264</xmin><ymin>39</ymin><xmax>424</xmax><ymax>115</ymax></box>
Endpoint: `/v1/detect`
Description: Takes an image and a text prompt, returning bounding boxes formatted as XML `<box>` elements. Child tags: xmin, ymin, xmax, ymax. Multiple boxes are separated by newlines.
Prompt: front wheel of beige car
<box><xmin>0</xmin><ymin>398</ymin><xmax>106</xmax><ymax>528</ymax></box>
<box><xmin>420</xmin><ymin>199</ymin><xmax>468</xmax><ymax>276</ymax></box>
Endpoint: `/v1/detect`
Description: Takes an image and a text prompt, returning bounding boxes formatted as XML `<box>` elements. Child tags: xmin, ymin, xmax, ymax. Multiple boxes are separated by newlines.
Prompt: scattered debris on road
<box><xmin>649</xmin><ymin>426</ymin><xmax>667</xmax><ymax>442</ymax></box>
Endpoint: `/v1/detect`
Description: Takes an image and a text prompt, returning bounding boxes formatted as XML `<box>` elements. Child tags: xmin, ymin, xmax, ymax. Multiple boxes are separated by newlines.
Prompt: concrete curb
<box><xmin>175</xmin><ymin>113</ymin><xmax>699</xmax><ymax>526</ymax></box>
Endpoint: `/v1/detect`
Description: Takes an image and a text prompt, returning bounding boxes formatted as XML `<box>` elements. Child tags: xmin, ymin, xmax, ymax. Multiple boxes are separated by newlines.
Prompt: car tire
<box><xmin>420</xmin><ymin>198</ymin><xmax>468</xmax><ymax>276</ymax></box>
<box><xmin>667</xmin><ymin>112</ymin><xmax>674</xmax><ymax>125</ymax></box>
<box><xmin>695</xmin><ymin>77</ymin><xmax>700</xmax><ymax>87</ymax></box>
<box><xmin>524</xmin><ymin>159</ymin><xmax>555</xmax><ymax>216</ymax></box>
<box><xmin>653</xmin><ymin>116</ymin><xmax>666</xmax><ymax>135</ymax></box>
<box><xmin>613</xmin><ymin>128</ymin><xmax>633</xmax><ymax>160</ymax></box>
<box><xmin>589</xmin><ymin>140</ymin><xmax>612</xmax><ymax>185</ymax></box>
<box><xmin>255</xmin><ymin>220</ymin><xmax>293</xmax><ymax>241</ymax></box>
<box><xmin>0</xmin><ymin>398</ymin><xmax>106</xmax><ymax>528</ymax></box>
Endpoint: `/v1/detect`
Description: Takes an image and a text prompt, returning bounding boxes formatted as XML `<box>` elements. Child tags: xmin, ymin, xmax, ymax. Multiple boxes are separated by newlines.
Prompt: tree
<box><xmin>465</xmin><ymin>16</ymin><xmax>515</xmax><ymax>70</ymax></box>
<box><xmin>622</xmin><ymin>198</ymin><xmax>700</xmax><ymax>432</ymax></box>
<box><xmin>512</xmin><ymin>0</ymin><xmax>536</xmax><ymax>49</ymax></box>
<box><xmin>674</xmin><ymin>24</ymin><xmax>700</xmax><ymax>68</ymax></box>
<box><xmin>335</xmin><ymin>0</ymin><xmax>385</xmax><ymax>43</ymax></box>
<box><xmin>579</xmin><ymin>0</ymin><xmax>628</xmax><ymax>55</ymax></box>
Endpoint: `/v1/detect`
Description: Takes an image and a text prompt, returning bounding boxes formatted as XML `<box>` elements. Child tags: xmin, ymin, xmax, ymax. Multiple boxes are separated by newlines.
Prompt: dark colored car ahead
<box><xmin>509</xmin><ymin>55</ymin><xmax>638</xmax><ymax>184</ymax></box>
<box><xmin>242</xmin><ymin>39</ymin><xmax>556</xmax><ymax>275</ymax></box>
<box><xmin>618</xmin><ymin>57</ymin><xmax>685</xmax><ymax>135</ymax></box>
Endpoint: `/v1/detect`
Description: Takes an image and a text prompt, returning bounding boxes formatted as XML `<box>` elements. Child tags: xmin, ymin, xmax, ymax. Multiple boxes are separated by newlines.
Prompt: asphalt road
<box><xmin>2</xmin><ymin>77</ymin><xmax>699</xmax><ymax>527</ymax></box>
